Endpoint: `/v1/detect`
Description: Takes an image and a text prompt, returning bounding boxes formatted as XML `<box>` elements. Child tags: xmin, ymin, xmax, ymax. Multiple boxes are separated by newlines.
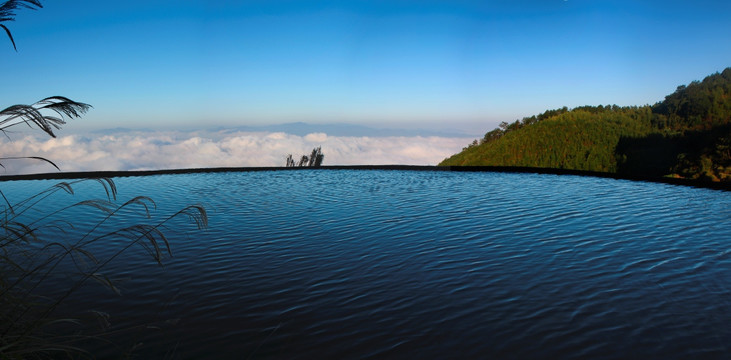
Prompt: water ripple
<box><xmin>4</xmin><ymin>170</ymin><xmax>731</xmax><ymax>359</ymax></box>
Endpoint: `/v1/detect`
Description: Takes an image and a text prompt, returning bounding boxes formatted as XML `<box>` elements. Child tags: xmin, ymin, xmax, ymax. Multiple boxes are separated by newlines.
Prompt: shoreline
<box><xmin>0</xmin><ymin>165</ymin><xmax>729</xmax><ymax>192</ymax></box>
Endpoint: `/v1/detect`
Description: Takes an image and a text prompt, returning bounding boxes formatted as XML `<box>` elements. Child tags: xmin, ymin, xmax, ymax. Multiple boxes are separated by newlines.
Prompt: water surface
<box><xmin>4</xmin><ymin>170</ymin><xmax>731</xmax><ymax>359</ymax></box>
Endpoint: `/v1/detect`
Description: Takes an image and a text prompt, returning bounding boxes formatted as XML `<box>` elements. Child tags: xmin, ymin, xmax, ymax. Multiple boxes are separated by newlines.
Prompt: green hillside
<box><xmin>440</xmin><ymin>68</ymin><xmax>731</xmax><ymax>182</ymax></box>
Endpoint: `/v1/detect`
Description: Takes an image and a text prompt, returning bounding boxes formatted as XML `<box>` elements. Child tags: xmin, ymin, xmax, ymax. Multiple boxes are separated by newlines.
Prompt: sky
<box><xmin>1</xmin><ymin>0</ymin><xmax>730</xmax><ymax>171</ymax></box>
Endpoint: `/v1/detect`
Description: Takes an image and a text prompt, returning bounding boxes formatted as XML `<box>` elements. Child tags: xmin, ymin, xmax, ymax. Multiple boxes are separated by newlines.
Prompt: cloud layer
<box><xmin>0</xmin><ymin>130</ymin><xmax>472</xmax><ymax>174</ymax></box>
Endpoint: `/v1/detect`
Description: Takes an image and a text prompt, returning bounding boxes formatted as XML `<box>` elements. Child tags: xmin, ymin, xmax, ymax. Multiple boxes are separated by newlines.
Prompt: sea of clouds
<box><xmin>0</xmin><ymin>129</ymin><xmax>473</xmax><ymax>174</ymax></box>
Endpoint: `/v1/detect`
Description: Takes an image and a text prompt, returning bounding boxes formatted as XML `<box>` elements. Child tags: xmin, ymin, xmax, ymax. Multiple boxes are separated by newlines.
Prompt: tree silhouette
<box><xmin>285</xmin><ymin>147</ymin><xmax>324</xmax><ymax>167</ymax></box>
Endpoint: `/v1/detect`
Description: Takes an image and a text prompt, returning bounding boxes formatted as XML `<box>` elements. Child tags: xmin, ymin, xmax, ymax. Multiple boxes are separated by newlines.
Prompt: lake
<box><xmin>3</xmin><ymin>170</ymin><xmax>731</xmax><ymax>359</ymax></box>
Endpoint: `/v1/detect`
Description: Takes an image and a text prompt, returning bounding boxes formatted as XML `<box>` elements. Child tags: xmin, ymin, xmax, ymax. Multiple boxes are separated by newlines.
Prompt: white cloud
<box><xmin>0</xmin><ymin>130</ymin><xmax>472</xmax><ymax>175</ymax></box>
<box><xmin>304</xmin><ymin>132</ymin><xmax>328</xmax><ymax>142</ymax></box>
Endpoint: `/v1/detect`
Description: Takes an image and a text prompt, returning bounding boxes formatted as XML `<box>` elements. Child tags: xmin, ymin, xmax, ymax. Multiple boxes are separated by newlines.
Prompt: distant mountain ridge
<box><xmin>218</xmin><ymin>122</ymin><xmax>474</xmax><ymax>138</ymax></box>
<box><xmin>90</xmin><ymin>123</ymin><xmax>475</xmax><ymax>138</ymax></box>
<box><xmin>440</xmin><ymin>68</ymin><xmax>731</xmax><ymax>182</ymax></box>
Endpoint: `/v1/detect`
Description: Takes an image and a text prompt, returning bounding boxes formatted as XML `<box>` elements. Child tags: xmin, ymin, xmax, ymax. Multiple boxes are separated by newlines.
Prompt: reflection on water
<box><xmin>4</xmin><ymin>170</ymin><xmax>731</xmax><ymax>359</ymax></box>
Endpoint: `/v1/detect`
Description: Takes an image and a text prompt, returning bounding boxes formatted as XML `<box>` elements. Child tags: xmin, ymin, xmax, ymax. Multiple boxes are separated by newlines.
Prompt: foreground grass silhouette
<box><xmin>0</xmin><ymin>1</ymin><xmax>208</xmax><ymax>357</ymax></box>
<box><xmin>1</xmin><ymin>179</ymin><xmax>208</xmax><ymax>358</ymax></box>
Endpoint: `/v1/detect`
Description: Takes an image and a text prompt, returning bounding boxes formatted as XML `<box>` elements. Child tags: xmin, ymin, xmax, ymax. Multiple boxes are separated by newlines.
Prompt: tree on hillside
<box><xmin>441</xmin><ymin>68</ymin><xmax>731</xmax><ymax>181</ymax></box>
<box><xmin>653</xmin><ymin>68</ymin><xmax>731</xmax><ymax>130</ymax></box>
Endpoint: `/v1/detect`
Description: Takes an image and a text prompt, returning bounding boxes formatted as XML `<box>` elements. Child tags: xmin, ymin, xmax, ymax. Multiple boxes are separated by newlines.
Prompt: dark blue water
<box><xmin>3</xmin><ymin>170</ymin><xmax>731</xmax><ymax>359</ymax></box>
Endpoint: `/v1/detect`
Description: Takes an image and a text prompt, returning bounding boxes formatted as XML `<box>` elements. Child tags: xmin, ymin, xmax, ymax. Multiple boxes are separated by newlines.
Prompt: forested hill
<box><xmin>440</xmin><ymin>68</ymin><xmax>731</xmax><ymax>182</ymax></box>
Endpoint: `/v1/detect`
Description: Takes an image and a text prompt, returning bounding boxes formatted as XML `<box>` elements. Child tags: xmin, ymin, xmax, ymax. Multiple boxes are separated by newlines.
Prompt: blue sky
<box><xmin>3</xmin><ymin>0</ymin><xmax>731</xmax><ymax>134</ymax></box>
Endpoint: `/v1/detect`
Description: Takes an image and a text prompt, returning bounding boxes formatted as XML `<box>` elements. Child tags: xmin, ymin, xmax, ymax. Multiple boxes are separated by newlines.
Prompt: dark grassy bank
<box><xmin>2</xmin><ymin>165</ymin><xmax>729</xmax><ymax>191</ymax></box>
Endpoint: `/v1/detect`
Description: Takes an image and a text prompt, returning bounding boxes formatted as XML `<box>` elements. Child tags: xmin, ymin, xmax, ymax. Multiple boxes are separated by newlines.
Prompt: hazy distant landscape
<box><xmin>0</xmin><ymin>123</ymin><xmax>473</xmax><ymax>174</ymax></box>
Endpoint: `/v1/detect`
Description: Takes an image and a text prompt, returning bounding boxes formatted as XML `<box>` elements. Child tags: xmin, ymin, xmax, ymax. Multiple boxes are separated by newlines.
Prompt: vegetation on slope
<box><xmin>440</xmin><ymin>68</ymin><xmax>731</xmax><ymax>181</ymax></box>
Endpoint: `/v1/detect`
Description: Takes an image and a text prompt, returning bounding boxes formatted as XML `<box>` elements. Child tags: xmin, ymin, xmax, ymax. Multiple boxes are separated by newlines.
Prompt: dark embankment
<box><xmin>441</xmin><ymin>68</ymin><xmax>731</xmax><ymax>182</ymax></box>
<box><xmin>1</xmin><ymin>165</ymin><xmax>729</xmax><ymax>191</ymax></box>
<box><xmin>0</xmin><ymin>165</ymin><xmax>442</xmax><ymax>181</ymax></box>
